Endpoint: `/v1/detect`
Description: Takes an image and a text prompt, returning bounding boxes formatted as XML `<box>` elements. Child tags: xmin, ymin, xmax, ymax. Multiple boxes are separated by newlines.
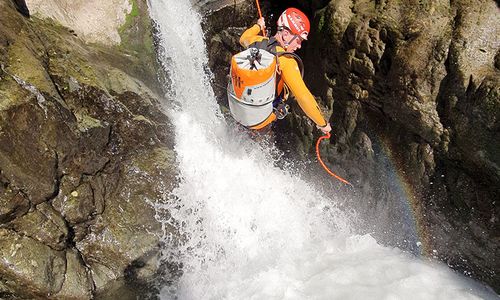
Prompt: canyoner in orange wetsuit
<box><xmin>236</xmin><ymin>8</ymin><xmax>331</xmax><ymax>134</ymax></box>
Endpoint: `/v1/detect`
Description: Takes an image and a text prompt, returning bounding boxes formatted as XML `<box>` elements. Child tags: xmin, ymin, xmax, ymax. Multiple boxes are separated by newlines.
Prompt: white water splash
<box><xmin>148</xmin><ymin>0</ymin><xmax>498</xmax><ymax>299</ymax></box>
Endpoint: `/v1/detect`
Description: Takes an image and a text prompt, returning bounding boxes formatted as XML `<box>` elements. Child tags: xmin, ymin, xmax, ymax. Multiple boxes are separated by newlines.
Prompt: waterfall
<box><xmin>148</xmin><ymin>0</ymin><xmax>497</xmax><ymax>299</ymax></box>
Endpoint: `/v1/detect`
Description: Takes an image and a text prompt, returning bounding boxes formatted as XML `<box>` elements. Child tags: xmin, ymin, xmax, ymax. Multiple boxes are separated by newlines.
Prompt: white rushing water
<box><xmin>148</xmin><ymin>0</ymin><xmax>497</xmax><ymax>299</ymax></box>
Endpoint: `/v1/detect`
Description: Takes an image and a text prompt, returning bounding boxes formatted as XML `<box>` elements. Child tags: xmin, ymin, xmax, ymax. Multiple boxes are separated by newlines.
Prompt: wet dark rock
<box><xmin>0</xmin><ymin>228</ymin><xmax>66</xmax><ymax>298</ymax></box>
<box><xmin>0</xmin><ymin>182</ymin><xmax>29</xmax><ymax>224</ymax></box>
<box><xmin>52</xmin><ymin>179</ymin><xmax>97</xmax><ymax>225</ymax></box>
<box><xmin>7</xmin><ymin>202</ymin><xmax>68</xmax><ymax>251</ymax></box>
<box><xmin>57</xmin><ymin>248</ymin><xmax>94</xmax><ymax>299</ymax></box>
<box><xmin>76</xmin><ymin>146</ymin><xmax>176</xmax><ymax>293</ymax></box>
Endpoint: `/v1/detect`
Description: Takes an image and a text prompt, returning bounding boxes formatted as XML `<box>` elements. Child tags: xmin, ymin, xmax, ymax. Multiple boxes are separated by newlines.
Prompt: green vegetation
<box><xmin>129</xmin><ymin>0</ymin><xmax>139</xmax><ymax>17</ymax></box>
<box><xmin>117</xmin><ymin>0</ymin><xmax>159</xmax><ymax>91</ymax></box>
<box><xmin>318</xmin><ymin>13</ymin><xmax>325</xmax><ymax>33</ymax></box>
<box><xmin>120</xmin><ymin>0</ymin><xmax>139</xmax><ymax>35</ymax></box>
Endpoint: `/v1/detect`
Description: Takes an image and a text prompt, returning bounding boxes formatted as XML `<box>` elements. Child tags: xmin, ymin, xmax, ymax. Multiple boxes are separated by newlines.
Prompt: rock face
<box><xmin>0</xmin><ymin>1</ymin><xmax>176</xmax><ymax>298</ymax></box>
<box><xmin>203</xmin><ymin>0</ymin><xmax>499</xmax><ymax>293</ymax></box>
<box><xmin>302</xmin><ymin>0</ymin><xmax>499</xmax><ymax>292</ymax></box>
<box><xmin>26</xmin><ymin>0</ymin><xmax>132</xmax><ymax>45</ymax></box>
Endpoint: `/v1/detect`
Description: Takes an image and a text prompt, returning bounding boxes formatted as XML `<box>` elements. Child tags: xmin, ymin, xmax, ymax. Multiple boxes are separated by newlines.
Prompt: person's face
<box><xmin>282</xmin><ymin>29</ymin><xmax>305</xmax><ymax>52</ymax></box>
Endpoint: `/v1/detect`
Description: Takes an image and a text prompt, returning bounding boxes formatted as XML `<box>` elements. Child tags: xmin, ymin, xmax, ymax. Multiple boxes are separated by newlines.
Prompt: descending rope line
<box><xmin>255</xmin><ymin>0</ymin><xmax>266</xmax><ymax>36</ymax></box>
<box><xmin>316</xmin><ymin>132</ymin><xmax>353</xmax><ymax>186</ymax></box>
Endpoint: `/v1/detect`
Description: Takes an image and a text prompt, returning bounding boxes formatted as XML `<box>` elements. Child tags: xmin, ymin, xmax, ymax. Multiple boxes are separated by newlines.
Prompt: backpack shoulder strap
<box><xmin>249</xmin><ymin>37</ymin><xmax>279</xmax><ymax>55</ymax></box>
<box><xmin>276</xmin><ymin>52</ymin><xmax>304</xmax><ymax>78</ymax></box>
<box><xmin>250</xmin><ymin>37</ymin><xmax>304</xmax><ymax>78</ymax></box>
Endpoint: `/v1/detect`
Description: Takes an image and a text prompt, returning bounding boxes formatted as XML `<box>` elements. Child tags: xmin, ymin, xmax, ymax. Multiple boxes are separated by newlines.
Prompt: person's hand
<box><xmin>257</xmin><ymin>17</ymin><xmax>266</xmax><ymax>31</ymax></box>
<box><xmin>317</xmin><ymin>122</ymin><xmax>332</xmax><ymax>134</ymax></box>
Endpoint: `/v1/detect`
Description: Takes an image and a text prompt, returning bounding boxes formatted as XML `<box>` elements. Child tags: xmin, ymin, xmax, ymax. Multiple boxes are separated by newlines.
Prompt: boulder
<box><xmin>0</xmin><ymin>228</ymin><xmax>66</xmax><ymax>298</ymax></box>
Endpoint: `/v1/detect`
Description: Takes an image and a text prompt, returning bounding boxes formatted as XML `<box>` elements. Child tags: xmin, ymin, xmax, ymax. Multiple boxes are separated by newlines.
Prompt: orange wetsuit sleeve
<box><xmin>279</xmin><ymin>56</ymin><xmax>327</xmax><ymax>127</ymax></box>
<box><xmin>239</xmin><ymin>24</ymin><xmax>264</xmax><ymax>48</ymax></box>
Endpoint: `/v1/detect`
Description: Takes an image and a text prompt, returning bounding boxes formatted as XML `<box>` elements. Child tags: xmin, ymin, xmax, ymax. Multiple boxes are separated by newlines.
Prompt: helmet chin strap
<box><xmin>283</xmin><ymin>34</ymin><xmax>298</xmax><ymax>51</ymax></box>
<box><xmin>283</xmin><ymin>41</ymin><xmax>289</xmax><ymax>51</ymax></box>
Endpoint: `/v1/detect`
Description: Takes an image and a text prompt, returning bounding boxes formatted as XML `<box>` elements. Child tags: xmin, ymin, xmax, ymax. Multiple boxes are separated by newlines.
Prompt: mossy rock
<box><xmin>0</xmin><ymin>1</ymin><xmax>178</xmax><ymax>297</ymax></box>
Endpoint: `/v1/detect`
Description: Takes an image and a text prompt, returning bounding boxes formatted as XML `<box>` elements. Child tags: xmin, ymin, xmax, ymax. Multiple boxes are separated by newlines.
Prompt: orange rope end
<box><xmin>315</xmin><ymin>133</ymin><xmax>353</xmax><ymax>187</ymax></box>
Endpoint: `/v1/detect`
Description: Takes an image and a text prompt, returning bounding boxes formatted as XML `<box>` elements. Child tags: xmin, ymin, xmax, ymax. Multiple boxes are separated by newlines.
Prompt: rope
<box><xmin>255</xmin><ymin>0</ymin><xmax>266</xmax><ymax>36</ymax></box>
<box><xmin>316</xmin><ymin>132</ymin><xmax>353</xmax><ymax>187</ymax></box>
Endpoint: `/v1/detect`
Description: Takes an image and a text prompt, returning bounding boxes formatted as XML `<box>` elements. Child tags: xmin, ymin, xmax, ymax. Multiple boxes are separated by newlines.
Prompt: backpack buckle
<box><xmin>274</xmin><ymin>102</ymin><xmax>289</xmax><ymax>119</ymax></box>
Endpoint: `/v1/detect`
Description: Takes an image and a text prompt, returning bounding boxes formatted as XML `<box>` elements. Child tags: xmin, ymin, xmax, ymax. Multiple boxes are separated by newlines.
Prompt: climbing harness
<box><xmin>272</xmin><ymin>91</ymin><xmax>290</xmax><ymax>119</ymax></box>
<box><xmin>316</xmin><ymin>133</ymin><xmax>353</xmax><ymax>186</ymax></box>
<box><xmin>273</xmin><ymin>102</ymin><xmax>289</xmax><ymax>120</ymax></box>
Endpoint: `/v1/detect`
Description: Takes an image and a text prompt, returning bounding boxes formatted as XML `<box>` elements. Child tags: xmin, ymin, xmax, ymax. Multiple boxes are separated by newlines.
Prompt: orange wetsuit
<box><xmin>240</xmin><ymin>24</ymin><xmax>328</xmax><ymax>130</ymax></box>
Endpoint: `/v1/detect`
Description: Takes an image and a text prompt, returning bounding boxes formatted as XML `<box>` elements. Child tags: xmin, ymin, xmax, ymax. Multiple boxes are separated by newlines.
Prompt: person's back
<box><xmin>235</xmin><ymin>8</ymin><xmax>331</xmax><ymax>134</ymax></box>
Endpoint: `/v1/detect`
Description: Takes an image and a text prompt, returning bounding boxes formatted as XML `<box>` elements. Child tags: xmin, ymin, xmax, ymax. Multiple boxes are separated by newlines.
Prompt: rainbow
<box><xmin>376</xmin><ymin>135</ymin><xmax>432</xmax><ymax>257</ymax></box>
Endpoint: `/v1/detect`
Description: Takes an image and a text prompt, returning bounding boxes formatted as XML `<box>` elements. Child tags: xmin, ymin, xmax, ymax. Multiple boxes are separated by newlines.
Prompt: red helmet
<box><xmin>277</xmin><ymin>8</ymin><xmax>310</xmax><ymax>40</ymax></box>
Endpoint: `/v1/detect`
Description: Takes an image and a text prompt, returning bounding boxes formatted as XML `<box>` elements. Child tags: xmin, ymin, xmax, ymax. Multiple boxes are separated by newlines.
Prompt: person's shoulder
<box><xmin>278</xmin><ymin>53</ymin><xmax>299</xmax><ymax>66</ymax></box>
<box><xmin>275</xmin><ymin>46</ymin><xmax>285</xmax><ymax>53</ymax></box>
<box><xmin>254</xmin><ymin>36</ymin><xmax>268</xmax><ymax>43</ymax></box>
